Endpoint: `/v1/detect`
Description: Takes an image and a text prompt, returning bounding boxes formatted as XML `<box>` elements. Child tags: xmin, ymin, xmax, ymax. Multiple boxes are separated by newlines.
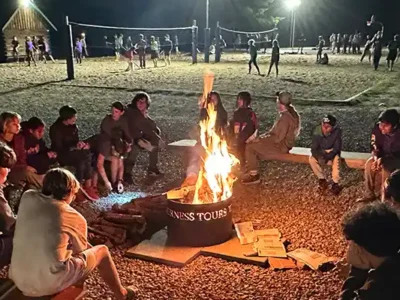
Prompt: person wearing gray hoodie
<box><xmin>242</xmin><ymin>92</ymin><xmax>301</xmax><ymax>185</ymax></box>
<box><xmin>309</xmin><ymin>114</ymin><xmax>342</xmax><ymax>195</ymax></box>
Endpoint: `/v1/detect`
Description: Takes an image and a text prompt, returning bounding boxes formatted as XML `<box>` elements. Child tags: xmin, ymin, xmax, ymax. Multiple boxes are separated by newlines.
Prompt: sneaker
<box><xmin>241</xmin><ymin>174</ymin><xmax>261</xmax><ymax>185</ymax></box>
<box><xmin>318</xmin><ymin>179</ymin><xmax>329</xmax><ymax>191</ymax></box>
<box><xmin>148</xmin><ymin>167</ymin><xmax>163</xmax><ymax>177</ymax></box>
<box><xmin>330</xmin><ymin>183</ymin><xmax>342</xmax><ymax>196</ymax></box>
<box><xmin>356</xmin><ymin>195</ymin><xmax>377</xmax><ymax>203</ymax></box>
<box><xmin>113</xmin><ymin>181</ymin><xmax>124</xmax><ymax>194</ymax></box>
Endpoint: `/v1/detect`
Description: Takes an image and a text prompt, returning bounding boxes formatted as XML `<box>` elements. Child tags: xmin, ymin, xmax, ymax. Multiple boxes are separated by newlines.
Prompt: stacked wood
<box><xmin>88</xmin><ymin>195</ymin><xmax>169</xmax><ymax>248</ymax></box>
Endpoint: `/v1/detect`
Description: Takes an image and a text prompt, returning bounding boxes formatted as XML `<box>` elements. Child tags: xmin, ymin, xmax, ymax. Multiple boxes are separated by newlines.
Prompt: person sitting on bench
<box><xmin>9</xmin><ymin>168</ymin><xmax>137</xmax><ymax>299</ymax></box>
<box><xmin>309</xmin><ymin>114</ymin><xmax>342</xmax><ymax>195</ymax></box>
<box><xmin>124</xmin><ymin>92</ymin><xmax>165</xmax><ymax>182</ymax></box>
<box><xmin>97</xmin><ymin>102</ymin><xmax>132</xmax><ymax>193</ymax></box>
<box><xmin>358</xmin><ymin>109</ymin><xmax>400</xmax><ymax>203</ymax></box>
<box><xmin>340</xmin><ymin>201</ymin><xmax>400</xmax><ymax>300</ymax></box>
<box><xmin>242</xmin><ymin>92</ymin><xmax>301</xmax><ymax>185</ymax></box>
<box><xmin>50</xmin><ymin>106</ymin><xmax>99</xmax><ymax>200</ymax></box>
<box><xmin>0</xmin><ymin>112</ymin><xmax>43</xmax><ymax>190</ymax></box>
<box><xmin>0</xmin><ymin>142</ymin><xmax>17</xmax><ymax>269</ymax></box>
<box><xmin>230</xmin><ymin>91</ymin><xmax>258</xmax><ymax>169</ymax></box>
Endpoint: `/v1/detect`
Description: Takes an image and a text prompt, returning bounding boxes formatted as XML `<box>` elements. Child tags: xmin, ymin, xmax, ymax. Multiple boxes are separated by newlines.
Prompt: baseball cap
<box><xmin>322</xmin><ymin>114</ymin><xmax>337</xmax><ymax>127</ymax></box>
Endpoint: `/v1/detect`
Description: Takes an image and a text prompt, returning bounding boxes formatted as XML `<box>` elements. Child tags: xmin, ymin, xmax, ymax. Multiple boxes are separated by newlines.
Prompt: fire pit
<box><xmin>167</xmin><ymin>197</ymin><xmax>233</xmax><ymax>247</ymax></box>
<box><xmin>166</xmin><ymin>72</ymin><xmax>238</xmax><ymax>247</ymax></box>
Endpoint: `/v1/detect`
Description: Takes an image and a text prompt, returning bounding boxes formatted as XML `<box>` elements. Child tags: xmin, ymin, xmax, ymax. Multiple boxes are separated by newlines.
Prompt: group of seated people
<box><xmin>186</xmin><ymin>90</ymin><xmax>400</xmax><ymax>200</ymax></box>
<box><xmin>0</xmin><ymin>92</ymin><xmax>164</xmax><ymax>202</ymax></box>
<box><xmin>0</xmin><ymin>89</ymin><xmax>399</xmax><ymax>298</ymax></box>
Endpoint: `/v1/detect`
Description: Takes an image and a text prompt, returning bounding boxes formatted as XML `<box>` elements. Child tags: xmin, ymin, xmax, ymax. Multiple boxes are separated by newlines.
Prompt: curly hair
<box><xmin>131</xmin><ymin>92</ymin><xmax>151</xmax><ymax>109</ymax></box>
<box><xmin>342</xmin><ymin>202</ymin><xmax>400</xmax><ymax>257</ymax></box>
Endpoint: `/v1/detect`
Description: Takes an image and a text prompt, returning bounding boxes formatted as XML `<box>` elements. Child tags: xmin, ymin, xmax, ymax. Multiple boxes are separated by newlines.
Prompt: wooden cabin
<box><xmin>1</xmin><ymin>1</ymin><xmax>57</xmax><ymax>62</ymax></box>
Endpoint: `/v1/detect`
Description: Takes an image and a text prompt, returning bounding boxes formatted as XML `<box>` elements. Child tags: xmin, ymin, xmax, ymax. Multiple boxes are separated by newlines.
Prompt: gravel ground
<box><xmin>0</xmin><ymin>54</ymin><xmax>399</xmax><ymax>299</ymax></box>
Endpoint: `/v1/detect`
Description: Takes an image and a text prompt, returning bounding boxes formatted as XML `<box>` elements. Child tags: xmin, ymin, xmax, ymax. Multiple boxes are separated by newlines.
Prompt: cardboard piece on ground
<box><xmin>125</xmin><ymin>229</ymin><xmax>202</xmax><ymax>268</ymax></box>
<box><xmin>201</xmin><ymin>234</ymin><xmax>268</xmax><ymax>267</ymax></box>
<box><xmin>269</xmin><ymin>257</ymin><xmax>297</xmax><ymax>270</ymax></box>
<box><xmin>255</xmin><ymin>229</ymin><xmax>282</xmax><ymax>239</ymax></box>
<box><xmin>168</xmin><ymin>139</ymin><xmax>197</xmax><ymax>148</ymax></box>
<box><xmin>234</xmin><ymin>222</ymin><xmax>256</xmax><ymax>245</ymax></box>
<box><xmin>254</xmin><ymin>238</ymin><xmax>287</xmax><ymax>258</ymax></box>
<box><xmin>287</xmin><ymin>248</ymin><xmax>338</xmax><ymax>270</ymax></box>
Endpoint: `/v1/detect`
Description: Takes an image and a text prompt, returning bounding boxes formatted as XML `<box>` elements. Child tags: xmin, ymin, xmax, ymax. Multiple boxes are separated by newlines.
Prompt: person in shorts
<box><xmin>267</xmin><ymin>39</ymin><xmax>280</xmax><ymax>77</ymax></box>
<box><xmin>150</xmin><ymin>36</ymin><xmax>159</xmax><ymax>68</ymax></box>
<box><xmin>162</xmin><ymin>34</ymin><xmax>173</xmax><ymax>66</ymax></box>
<box><xmin>9</xmin><ymin>168</ymin><xmax>137</xmax><ymax>299</ymax></box>
<box><xmin>387</xmin><ymin>34</ymin><xmax>399</xmax><ymax>72</ymax></box>
<box><xmin>11</xmin><ymin>37</ymin><xmax>20</xmax><ymax>63</ymax></box>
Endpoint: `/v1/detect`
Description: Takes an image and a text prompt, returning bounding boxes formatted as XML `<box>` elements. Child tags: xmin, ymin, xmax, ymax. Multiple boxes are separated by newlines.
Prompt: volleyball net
<box><xmin>214</xmin><ymin>22</ymin><xmax>279</xmax><ymax>62</ymax></box>
<box><xmin>65</xmin><ymin>18</ymin><xmax>199</xmax><ymax>69</ymax></box>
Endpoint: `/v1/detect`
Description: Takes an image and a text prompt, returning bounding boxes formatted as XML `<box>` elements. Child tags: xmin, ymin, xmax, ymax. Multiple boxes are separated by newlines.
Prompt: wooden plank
<box><xmin>125</xmin><ymin>229</ymin><xmax>202</xmax><ymax>268</ymax></box>
<box><xmin>168</xmin><ymin>140</ymin><xmax>370</xmax><ymax>169</ymax></box>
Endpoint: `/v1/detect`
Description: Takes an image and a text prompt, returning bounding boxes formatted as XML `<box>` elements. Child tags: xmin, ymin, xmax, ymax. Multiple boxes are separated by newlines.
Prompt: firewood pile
<box><xmin>88</xmin><ymin>195</ymin><xmax>169</xmax><ymax>248</ymax></box>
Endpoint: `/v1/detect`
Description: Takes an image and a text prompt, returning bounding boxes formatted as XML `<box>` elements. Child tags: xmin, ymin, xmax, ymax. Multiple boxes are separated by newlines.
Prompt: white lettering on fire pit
<box><xmin>168</xmin><ymin>207</ymin><xmax>230</xmax><ymax>222</ymax></box>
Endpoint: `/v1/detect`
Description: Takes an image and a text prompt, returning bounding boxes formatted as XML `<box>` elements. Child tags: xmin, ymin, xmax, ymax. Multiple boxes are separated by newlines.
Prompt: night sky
<box><xmin>1</xmin><ymin>0</ymin><xmax>399</xmax><ymax>45</ymax></box>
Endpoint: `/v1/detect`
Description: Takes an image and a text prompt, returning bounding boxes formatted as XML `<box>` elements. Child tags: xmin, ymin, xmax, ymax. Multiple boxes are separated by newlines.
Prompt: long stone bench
<box><xmin>168</xmin><ymin>139</ymin><xmax>371</xmax><ymax>169</ymax></box>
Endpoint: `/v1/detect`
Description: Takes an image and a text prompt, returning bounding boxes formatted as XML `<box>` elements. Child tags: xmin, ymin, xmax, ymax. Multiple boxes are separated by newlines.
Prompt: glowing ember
<box><xmin>193</xmin><ymin>73</ymin><xmax>239</xmax><ymax>204</ymax></box>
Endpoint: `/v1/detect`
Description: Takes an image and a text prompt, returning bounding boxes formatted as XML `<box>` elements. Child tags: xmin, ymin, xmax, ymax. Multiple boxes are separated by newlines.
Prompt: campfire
<box><xmin>190</xmin><ymin>72</ymin><xmax>239</xmax><ymax>205</ymax></box>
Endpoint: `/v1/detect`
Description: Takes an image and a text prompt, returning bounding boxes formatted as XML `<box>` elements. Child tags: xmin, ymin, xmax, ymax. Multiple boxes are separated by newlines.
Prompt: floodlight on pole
<box><xmin>21</xmin><ymin>0</ymin><xmax>32</xmax><ymax>8</ymax></box>
<box><xmin>285</xmin><ymin>0</ymin><xmax>301</xmax><ymax>50</ymax></box>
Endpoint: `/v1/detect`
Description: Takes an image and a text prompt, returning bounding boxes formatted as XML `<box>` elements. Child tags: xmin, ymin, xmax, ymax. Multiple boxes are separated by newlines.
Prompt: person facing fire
<box><xmin>309</xmin><ymin>115</ymin><xmax>342</xmax><ymax>195</ymax></box>
<box><xmin>242</xmin><ymin>92</ymin><xmax>301</xmax><ymax>185</ymax></box>
<box><xmin>230</xmin><ymin>92</ymin><xmax>258</xmax><ymax>169</ymax></box>
<box><xmin>387</xmin><ymin>34</ymin><xmax>399</xmax><ymax>72</ymax></box>
<box><xmin>340</xmin><ymin>201</ymin><xmax>400</xmax><ymax>300</ymax></box>
<box><xmin>357</xmin><ymin>109</ymin><xmax>400</xmax><ymax>203</ymax></box>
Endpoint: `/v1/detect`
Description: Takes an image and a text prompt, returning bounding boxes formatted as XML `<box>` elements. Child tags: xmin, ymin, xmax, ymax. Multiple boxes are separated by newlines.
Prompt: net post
<box><xmin>204</xmin><ymin>28</ymin><xmax>210</xmax><ymax>63</ymax></box>
<box><xmin>192</xmin><ymin>20</ymin><xmax>198</xmax><ymax>64</ymax></box>
<box><xmin>65</xmin><ymin>16</ymin><xmax>75</xmax><ymax>80</ymax></box>
<box><xmin>215</xmin><ymin>22</ymin><xmax>221</xmax><ymax>63</ymax></box>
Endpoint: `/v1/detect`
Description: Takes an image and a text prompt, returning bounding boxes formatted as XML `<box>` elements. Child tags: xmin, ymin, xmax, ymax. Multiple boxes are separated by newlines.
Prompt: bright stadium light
<box><xmin>21</xmin><ymin>0</ymin><xmax>32</xmax><ymax>7</ymax></box>
<box><xmin>285</xmin><ymin>0</ymin><xmax>301</xmax><ymax>10</ymax></box>
<box><xmin>285</xmin><ymin>0</ymin><xmax>301</xmax><ymax>50</ymax></box>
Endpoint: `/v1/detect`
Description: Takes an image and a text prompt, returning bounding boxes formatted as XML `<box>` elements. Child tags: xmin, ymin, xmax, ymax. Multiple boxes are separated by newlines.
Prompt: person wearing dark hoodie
<box><xmin>230</xmin><ymin>92</ymin><xmax>258</xmax><ymax>169</ymax></box>
<box><xmin>358</xmin><ymin>109</ymin><xmax>400</xmax><ymax>203</ymax></box>
<box><xmin>0</xmin><ymin>142</ymin><xmax>17</xmax><ymax>269</ymax></box>
<box><xmin>50</xmin><ymin>106</ymin><xmax>99</xmax><ymax>200</ymax></box>
<box><xmin>124</xmin><ymin>92</ymin><xmax>164</xmax><ymax>182</ymax></box>
<box><xmin>340</xmin><ymin>201</ymin><xmax>400</xmax><ymax>300</ymax></box>
<box><xmin>340</xmin><ymin>169</ymin><xmax>400</xmax><ymax>300</ymax></box>
<box><xmin>96</xmin><ymin>102</ymin><xmax>132</xmax><ymax>193</ymax></box>
<box><xmin>15</xmin><ymin>117</ymin><xmax>57</xmax><ymax>177</ymax></box>
<box><xmin>182</xmin><ymin>91</ymin><xmax>228</xmax><ymax>186</ymax></box>
<box><xmin>309</xmin><ymin>115</ymin><xmax>342</xmax><ymax>195</ymax></box>
<box><xmin>242</xmin><ymin>92</ymin><xmax>301</xmax><ymax>185</ymax></box>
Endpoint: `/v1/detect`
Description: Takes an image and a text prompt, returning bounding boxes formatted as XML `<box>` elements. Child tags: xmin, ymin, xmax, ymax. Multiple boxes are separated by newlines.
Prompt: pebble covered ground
<box><xmin>0</xmin><ymin>54</ymin><xmax>399</xmax><ymax>299</ymax></box>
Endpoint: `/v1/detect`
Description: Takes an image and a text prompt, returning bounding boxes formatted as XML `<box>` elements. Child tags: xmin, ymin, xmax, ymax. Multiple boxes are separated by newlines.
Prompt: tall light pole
<box><xmin>205</xmin><ymin>0</ymin><xmax>211</xmax><ymax>62</ymax></box>
<box><xmin>285</xmin><ymin>0</ymin><xmax>301</xmax><ymax>50</ymax></box>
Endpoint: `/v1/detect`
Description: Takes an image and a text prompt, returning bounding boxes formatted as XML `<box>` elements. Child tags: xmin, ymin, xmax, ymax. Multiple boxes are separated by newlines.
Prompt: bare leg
<box><xmin>49</xmin><ymin>54</ymin><xmax>55</xmax><ymax>63</ymax></box>
<box><xmin>110</xmin><ymin>157</ymin><xmax>119</xmax><ymax>185</ymax></box>
<box><xmin>91</xmin><ymin>245</ymin><xmax>128</xmax><ymax>300</ymax></box>
<box><xmin>97</xmin><ymin>154</ymin><xmax>111</xmax><ymax>189</ymax></box>
<box><xmin>267</xmin><ymin>61</ymin><xmax>273</xmax><ymax>76</ymax></box>
<box><xmin>275</xmin><ymin>61</ymin><xmax>279</xmax><ymax>77</ymax></box>
<box><xmin>248</xmin><ymin>60</ymin><xmax>252</xmax><ymax>74</ymax></box>
<box><xmin>117</xmin><ymin>159</ymin><xmax>124</xmax><ymax>182</ymax></box>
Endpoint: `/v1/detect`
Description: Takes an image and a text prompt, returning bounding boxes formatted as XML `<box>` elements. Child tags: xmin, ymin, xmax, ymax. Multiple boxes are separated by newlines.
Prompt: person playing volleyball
<box><xmin>150</xmin><ymin>36</ymin><xmax>159</xmax><ymax>68</ymax></box>
<box><xmin>248</xmin><ymin>39</ymin><xmax>261</xmax><ymax>75</ymax></box>
<box><xmin>267</xmin><ymin>39</ymin><xmax>280</xmax><ymax>77</ymax></box>
<box><xmin>162</xmin><ymin>35</ymin><xmax>173</xmax><ymax>66</ymax></box>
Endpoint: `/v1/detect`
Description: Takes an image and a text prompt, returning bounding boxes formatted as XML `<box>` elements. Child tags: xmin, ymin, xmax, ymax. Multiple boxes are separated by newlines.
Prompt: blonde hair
<box><xmin>0</xmin><ymin>112</ymin><xmax>21</xmax><ymax>134</ymax></box>
<box><xmin>42</xmin><ymin>168</ymin><xmax>80</xmax><ymax>200</ymax></box>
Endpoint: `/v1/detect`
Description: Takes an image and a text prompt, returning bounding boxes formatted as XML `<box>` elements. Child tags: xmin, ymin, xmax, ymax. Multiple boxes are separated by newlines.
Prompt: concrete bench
<box><xmin>0</xmin><ymin>279</ymin><xmax>87</xmax><ymax>300</ymax></box>
<box><xmin>168</xmin><ymin>139</ymin><xmax>371</xmax><ymax>169</ymax></box>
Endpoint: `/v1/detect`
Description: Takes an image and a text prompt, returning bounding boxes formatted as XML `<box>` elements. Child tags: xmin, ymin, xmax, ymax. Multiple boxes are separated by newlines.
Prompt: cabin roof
<box><xmin>1</xmin><ymin>1</ymin><xmax>57</xmax><ymax>32</ymax></box>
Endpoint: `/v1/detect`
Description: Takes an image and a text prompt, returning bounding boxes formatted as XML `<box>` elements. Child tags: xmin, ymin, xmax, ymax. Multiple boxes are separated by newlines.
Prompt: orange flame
<box><xmin>193</xmin><ymin>101</ymin><xmax>239</xmax><ymax>204</ymax></box>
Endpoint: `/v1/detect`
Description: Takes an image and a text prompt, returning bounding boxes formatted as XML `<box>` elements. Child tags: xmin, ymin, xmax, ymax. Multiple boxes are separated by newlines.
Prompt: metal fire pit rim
<box><xmin>167</xmin><ymin>196</ymin><xmax>233</xmax><ymax>206</ymax></box>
